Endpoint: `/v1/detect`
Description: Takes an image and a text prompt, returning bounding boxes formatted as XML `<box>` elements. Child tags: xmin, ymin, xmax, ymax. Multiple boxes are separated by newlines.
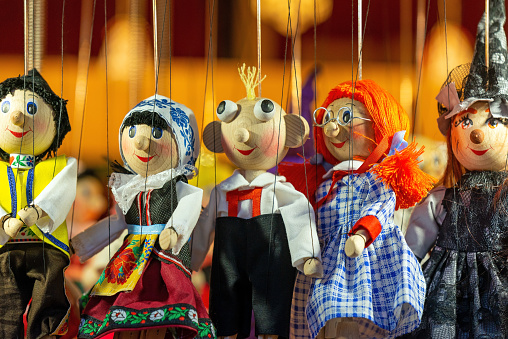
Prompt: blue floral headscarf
<box><xmin>119</xmin><ymin>95</ymin><xmax>200</xmax><ymax>176</ymax></box>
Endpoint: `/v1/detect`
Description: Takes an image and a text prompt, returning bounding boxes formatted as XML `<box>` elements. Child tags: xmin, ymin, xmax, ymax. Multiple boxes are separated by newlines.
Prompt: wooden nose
<box><xmin>470</xmin><ymin>129</ymin><xmax>484</xmax><ymax>144</ymax></box>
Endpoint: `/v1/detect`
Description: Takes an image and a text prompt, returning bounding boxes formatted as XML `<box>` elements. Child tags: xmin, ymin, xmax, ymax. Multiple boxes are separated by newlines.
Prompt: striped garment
<box><xmin>290</xmin><ymin>171</ymin><xmax>425</xmax><ymax>339</ymax></box>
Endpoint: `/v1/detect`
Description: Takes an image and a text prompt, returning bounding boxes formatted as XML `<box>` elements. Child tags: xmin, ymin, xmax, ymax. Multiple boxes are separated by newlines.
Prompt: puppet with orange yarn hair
<box><xmin>280</xmin><ymin>80</ymin><xmax>433</xmax><ymax>338</ymax></box>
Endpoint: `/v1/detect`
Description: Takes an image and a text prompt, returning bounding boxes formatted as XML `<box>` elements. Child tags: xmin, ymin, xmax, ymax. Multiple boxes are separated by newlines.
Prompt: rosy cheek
<box><xmin>34</xmin><ymin>117</ymin><xmax>50</xmax><ymax>133</ymax></box>
<box><xmin>259</xmin><ymin>126</ymin><xmax>280</xmax><ymax>157</ymax></box>
<box><xmin>121</xmin><ymin>137</ymin><xmax>134</xmax><ymax>155</ymax></box>
<box><xmin>158</xmin><ymin>141</ymin><xmax>177</xmax><ymax>158</ymax></box>
<box><xmin>221</xmin><ymin>136</ymin><xmax>235</xmax><ymax>156</ymax></box>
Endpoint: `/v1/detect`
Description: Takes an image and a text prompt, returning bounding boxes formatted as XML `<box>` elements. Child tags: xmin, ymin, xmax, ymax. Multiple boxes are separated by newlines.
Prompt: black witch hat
<box><xmin>0</xmin><ymin>69</ymin><xmax>71</xmax><ymax>160</ymax></box>
<box><xmin>436</xmin><ymin>0</ymin><xmax>508</xmax><ymax>135</ymax></box>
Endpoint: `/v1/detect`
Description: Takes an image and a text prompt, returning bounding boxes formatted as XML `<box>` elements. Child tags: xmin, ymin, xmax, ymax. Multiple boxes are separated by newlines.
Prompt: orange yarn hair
<box><xmin>280</xmin><ymin>79</ymin><xmax>435</xmax><ymax>210</ymax></box>
<box><xmin>315</xmin><ymin>80</ymin><xmax>410</xmax><ymax>165</ymax></box>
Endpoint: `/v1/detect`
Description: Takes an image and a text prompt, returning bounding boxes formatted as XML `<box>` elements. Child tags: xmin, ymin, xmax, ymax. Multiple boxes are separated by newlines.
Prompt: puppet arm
<box><xmin>30</xmin><ymin>157</ymin><xmax>78</xmax><ymax>234</ymax></box>
<box><xmin>160</xmin><ymin>181</ymin><xmax>203</xmax><ymax>254</ymax></box>
<box><xmin>404</xmin><ymin>186</ymin><xmax>446</xmax><ymax>261</ymax></box>
<box><xmin>190</xmin><ymin>187</ymin><xmax>218</xmax><ymax>271</ymax></box>
<box><xmin>0</xmin><ymin>205</ymin><xmax>13</xmax><ymax>244</ymax></box>
<box><xmin>276</xmin><ymin>181</ymin><xmax>322</xmax><ymax>274</ymax></box>
<box><xmin>346</xmin><ymin>173</ymin><xmax>396</xmax><ymax>257</ymax></box>
<box><xmin>71</xmin><ymin>203</ymin><xmax>127</xmax><ymax>262</ymax></box>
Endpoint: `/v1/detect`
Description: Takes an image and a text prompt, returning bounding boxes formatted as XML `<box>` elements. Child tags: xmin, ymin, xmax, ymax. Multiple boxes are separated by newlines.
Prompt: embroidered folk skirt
<box><xmin>79</xmin><ymin>236</ymin><xmax>215</xmax><ymax>339</ymax></box>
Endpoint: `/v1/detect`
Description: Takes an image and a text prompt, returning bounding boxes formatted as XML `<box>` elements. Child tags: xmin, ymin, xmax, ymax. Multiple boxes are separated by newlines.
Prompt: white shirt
<box><xmin>192</xmin><ymin>169</ymin><xmax>321</xmax><ymax>272</ymax></box>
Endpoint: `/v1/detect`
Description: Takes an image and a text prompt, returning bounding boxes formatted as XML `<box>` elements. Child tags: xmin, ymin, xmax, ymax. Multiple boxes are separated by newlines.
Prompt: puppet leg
<box><xmin>25</xmin><ymin>245</ymin><xmax>70</xmax><ymax>339</ymax></box>
<box><xmin>0</xmin><ymin>245</ymin><xmax>32</xmax><ymax>339</ymax></box>
<box><xmin>323</xmin><ymin>319</ymin><xmax>359</xmax><ymax>339</ymax></box>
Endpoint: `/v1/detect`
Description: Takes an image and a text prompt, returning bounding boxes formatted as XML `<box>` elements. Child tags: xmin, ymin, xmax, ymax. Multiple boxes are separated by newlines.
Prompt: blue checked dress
<box><xmin>297</xmin><ymin>171</ymin><xmax>425</xmax><ymax>338</ymax></box>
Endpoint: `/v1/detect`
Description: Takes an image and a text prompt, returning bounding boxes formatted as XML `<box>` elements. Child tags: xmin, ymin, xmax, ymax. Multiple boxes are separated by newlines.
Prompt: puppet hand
<box><xmin>18</xmin><ymin>205</ymin><xmax>44</xmax><ymax>227</ymax></box>
<box><xmin>304</xmin><ymin>257</ymin><xmax>324</xmax><ymax>278</ymax></box>
<box><xmin>159</xmin><ymin>228</ymin><xmax>178</xmax><ymax>251</ymax></box>
<box><xmin>3</xmin><ymin>217</ymin><xmax>24</xmax><ymax>238</ymax></box>
<box><xmin>345</xmin><ymin>233</ymin><xmax>367</xmax><ymax>258</ymax></box>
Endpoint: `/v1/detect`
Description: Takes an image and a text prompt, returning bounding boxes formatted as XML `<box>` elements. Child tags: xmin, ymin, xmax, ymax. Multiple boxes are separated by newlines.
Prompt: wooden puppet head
<box><xmin>313</xmin><ymin>80</ymin><xmax>409</xmax><ymax>166</ymax></box>
<box><xmin>203</xmin><ymin>64</ymin><xmax>309</xmax><ymax>171</ymax></box>
<box><xmin>449</xmin><ymin>101</ymin><xmax>508</xmax><ymax>172</ymax></box>
<box><xmin>119</xmin><ymin>95</ymin><xmax>199</xmax><ymax>177</ymax></box>
<box><xmin>0</xmin><ymin>69</ymin><xmax>70</xmax><ymax>161</ymax></box>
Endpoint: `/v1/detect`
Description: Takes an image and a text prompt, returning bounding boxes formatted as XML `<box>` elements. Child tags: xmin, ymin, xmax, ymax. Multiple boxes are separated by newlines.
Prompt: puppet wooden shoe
<box><xmin>0</xmin><ymin>69</ymin><xmax>77</xmax><ymax>339</ymax></box>
<box><xmin>193</xmin><ymin>64</ymin><xmax>323</xmax><ymax>339</ymax></box>
<box><xmin>405</xmin><ymin>1</ymin><xmax>508</xmax><ymax>337</ymax></box>
<box><xmin>280</xmin><ymin>80</ymin><xmax>434</xmax><ymax>338</ymax></box>
<box><xmin>73</xmin><ymin>96</ymin><xmax>214</xmax><ymax>339</ymax></box>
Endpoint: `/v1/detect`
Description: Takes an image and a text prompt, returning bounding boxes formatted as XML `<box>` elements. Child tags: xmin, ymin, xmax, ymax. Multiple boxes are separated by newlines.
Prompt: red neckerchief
<box><xmin>226</xmin><ymin>187</ymin><xmax>263</xmax><ymax>217</ymax></box>
<box><xmin>316</xmin><ymin>135</ymin><xmax>390</xmax><ymax>208</ymax></box>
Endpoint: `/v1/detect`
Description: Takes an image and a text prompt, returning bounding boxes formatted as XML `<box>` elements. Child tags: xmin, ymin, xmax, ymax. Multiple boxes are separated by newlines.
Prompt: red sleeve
<box><xmin>348</xmin><ymin>215</ymin><xmax>382</xmax><ymax>247</ymax></box>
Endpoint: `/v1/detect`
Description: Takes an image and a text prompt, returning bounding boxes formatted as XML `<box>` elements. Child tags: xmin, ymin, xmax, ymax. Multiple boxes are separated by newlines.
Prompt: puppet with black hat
<box><xmin>405</xmin><ymin>0</ymin><xmax>508</xmax><ymax>337</ymax></box>
<box><xmin>0</xmin><ymin>69</ymin><xmax>77</xmax><ymax>339</ymax></box>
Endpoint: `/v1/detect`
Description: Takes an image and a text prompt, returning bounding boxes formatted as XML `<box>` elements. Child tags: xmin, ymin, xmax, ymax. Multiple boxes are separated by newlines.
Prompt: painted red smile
<box><xmin>236</xmin><ymin>147</ymin><xmax>256</xmax><ymax>156</ymax></box>
<box><xmin>7</xmin><ymin>128</ymin><xmax>31</xmax><ymax>138</ymax></box>
<box><xmin>331</xmin><ymin>140</ymin><xmax>347</xmax><ymax>149</ymax></box>
<box><xmin>469</xmin><ymin>147</ymin><xmax>489</xmax><ymax>156</ymax></box>
<box><xmin>136</xmin><ymin>154</ymin><xmax>156</xmax><ymax>162</ymax></box>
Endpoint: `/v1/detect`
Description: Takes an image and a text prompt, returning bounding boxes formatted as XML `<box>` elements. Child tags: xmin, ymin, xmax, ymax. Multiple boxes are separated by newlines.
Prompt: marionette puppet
<box><xmin>72</xmin><ymin>95</ymin><xmax>214</xmax><ymax>339</ymax></box>
<box><xmin>405</xmin><ymin>0</ymin><xmax>508</xmax><ymax>337</ymax></box>
<box><xmin>0</xmin><ymin>69</ymin><xmax>77</xmax><ymax>339</ymax></box>
<box><xmin>192</xmin><ymin>64</ymin><xmax>323</xmax><ymax>339</ymax></box>
<box><xmin>279</xmin><ymin>80</ymin><xmax>434</xmax><ymax>339</ymax></box>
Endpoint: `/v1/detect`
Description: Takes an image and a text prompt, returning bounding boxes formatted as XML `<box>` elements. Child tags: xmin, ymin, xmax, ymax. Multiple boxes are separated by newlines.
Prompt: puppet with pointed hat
<box><xmin>405</xmin><ymin>0</ymin><xmax>508</xmax><ymax>337</ymax></box>
<box><xmin>0</xmin><ymin>69</ymin><xmax>77</xmax><ymax>338</ymax></box>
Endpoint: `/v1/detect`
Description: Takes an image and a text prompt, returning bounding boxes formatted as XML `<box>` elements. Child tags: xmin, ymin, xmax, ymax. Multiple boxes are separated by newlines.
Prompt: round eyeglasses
<box><xmin>313</xmin><ymin>105</ymin><xmax>371</xmax><ymax>127</ymax></box>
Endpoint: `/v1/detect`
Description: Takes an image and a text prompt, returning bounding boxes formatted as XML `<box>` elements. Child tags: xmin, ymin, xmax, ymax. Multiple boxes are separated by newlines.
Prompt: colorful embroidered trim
<box><xmin>78</xmin><ymin>305</ymin><xmax>216</xmax><ymax>339</ymax></box>
<box><xmin>9</xmin><ymin>154</ymin><xmax>35</xmax><ymax>170</ymax></box>
<box><xmin>7</xmin><ymin>167</ymin><xmax>16</xmax><ymax>218</ymax></box>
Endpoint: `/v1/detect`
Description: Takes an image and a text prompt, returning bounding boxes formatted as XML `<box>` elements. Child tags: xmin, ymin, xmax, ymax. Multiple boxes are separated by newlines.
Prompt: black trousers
<box><xmin>210</xmin><ymin>214</ymin><xmax>296</xmax><ymax>338</ymax></box>
<box><xmin>0</xmin><ymin>243</ymin><xmax>70</xmax><ymax>339</ymax></box>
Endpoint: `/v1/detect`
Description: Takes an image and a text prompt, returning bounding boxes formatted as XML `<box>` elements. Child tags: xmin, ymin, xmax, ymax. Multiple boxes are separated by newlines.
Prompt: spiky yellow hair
<box><xmin>238</xmin><ymin>63</ymin><xmax>266</xmax><ymax>100</ymax></box>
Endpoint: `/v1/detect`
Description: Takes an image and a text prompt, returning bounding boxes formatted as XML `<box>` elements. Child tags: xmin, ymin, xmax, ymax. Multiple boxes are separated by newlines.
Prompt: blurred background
<box><xmin>2</xmin><ymin>1</ymin><xmax>496</xmax><ymax>333</ymax></box>
<box><xmin>0</xmin><ymin>0</ymin><xmax>495</xmax><ymax>285</ymax></box>
<box><xmin>0</xmin><ymin>0</ymin><xmax>489</xmax><ymax>178</ymax></box>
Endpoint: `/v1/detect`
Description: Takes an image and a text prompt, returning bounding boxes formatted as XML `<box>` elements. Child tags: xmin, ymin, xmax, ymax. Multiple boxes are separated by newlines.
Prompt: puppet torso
<box><xmin>0</xmin><ymin>156</ymin><xmax>70</xmax><ymax>255</ymax></box>
<box><xmin>304</xmin><ymin>171</ymin><xmax>425</xmax><ymax>338</ymax></box>
<box><xmin>413</xmin><ymin>171</ymin><xmax>508</xmax><ymax>338</ymax></box>
<box><xmin>90</xmin><ymin>175</ymin><xmax>191</xmax><ymax>297</ymax></box>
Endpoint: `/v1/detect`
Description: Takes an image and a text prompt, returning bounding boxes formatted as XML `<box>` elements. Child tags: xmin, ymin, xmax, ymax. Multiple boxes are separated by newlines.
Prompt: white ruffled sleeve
<box><xmin>34</xmin><ymin>157</ymin><xmax>78</xmax><ymax>234</ymax></box>
<box><xmin>405</xmin><ymin>186</ymin><xmax>447</xmax><ymax>259</ymax></box>
<box><xmin>167</xmin><ymin>181</ymin><xmax>203</xmax><ymax>255</ymax></box>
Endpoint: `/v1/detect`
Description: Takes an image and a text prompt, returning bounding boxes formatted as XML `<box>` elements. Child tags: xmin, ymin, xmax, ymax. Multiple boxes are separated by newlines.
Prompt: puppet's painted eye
<box><xmin>487</xmin><ymin>118</ymin><xmax>500</xmax><ymax>129</ymax></box>
<box><xmin>26</xmin><ymin>101</ymin><xmax>37</xmax><ymax>115</ymax></box>
<box><xmin>461</xmin><ymin>118</ymin><xmax>472</xmax><ymax>129</ymax></box>
<box><xmin>341</xmin><ymin>108</ymin><xmax>352</xmax><ymax>124</ymax></box>
<box><xmin>152</xmin><ymin>127</ymin><xmax>163</xmax><ymax>139</ymax></box>
<box><xmin>254</xmin><ymin>99</ymin><xmax>275</xmax><ymax>121</ymax></box>
<box><xmin>216</xmin><ymin>100</ymin><xmax>238</xmax><ymax>122</ymax></box>
<box><xmin>1</xmin><ymin>101</ymin><xmax>10</xmax><ymax>113</ymax></box>
<box><xmin>128</xmin><ymin>126</ymin><xmax>136</xmax><ymax>138</ymax></box>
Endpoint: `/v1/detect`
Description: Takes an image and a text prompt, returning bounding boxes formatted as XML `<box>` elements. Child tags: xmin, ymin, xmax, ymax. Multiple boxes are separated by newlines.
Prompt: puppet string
<box><xmin>70</xmin><ymin>0</ymin><xmax>97</xmax><ymax>238</ymax></box>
